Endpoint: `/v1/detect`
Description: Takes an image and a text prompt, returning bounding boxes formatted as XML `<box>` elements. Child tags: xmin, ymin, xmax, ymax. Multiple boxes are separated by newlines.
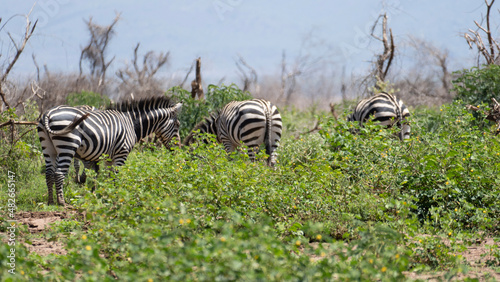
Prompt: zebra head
<box><xmin>156</xmin><ymin>103</ymin><xmax>183</xmax><ymax>148</ymax></box>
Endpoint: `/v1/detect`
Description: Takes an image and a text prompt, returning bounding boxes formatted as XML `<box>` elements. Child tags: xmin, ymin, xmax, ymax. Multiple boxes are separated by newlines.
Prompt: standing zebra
<box><xmin>347</xmin><ymin>92</ymin><xmax>410</xmax><ymax>140</ymax></box>
<box><xmin>183</xmin><ymin>99</ymin><xmax>282</xmax><ymax>167</ymax></box>
<box><xmin>38</xmin><ymin>96</ymin><xmax>182</xmax><ymax>205</ymax></box>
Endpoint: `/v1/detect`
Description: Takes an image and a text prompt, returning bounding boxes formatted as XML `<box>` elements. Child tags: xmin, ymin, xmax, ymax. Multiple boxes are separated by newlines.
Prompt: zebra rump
<box><xmin>38</xmin><ymin>96</ymin><xmax>182</xmax><ymax>205</ymax></box>
<box><xmin>183</xmin><ymin>99</ymin><xmax>282</xmax><ymax>167</ymax></box>
<box><xmin>347</xmin><ymin>92</ymin><xmax>410</xmax><ymax>140</ymax></box>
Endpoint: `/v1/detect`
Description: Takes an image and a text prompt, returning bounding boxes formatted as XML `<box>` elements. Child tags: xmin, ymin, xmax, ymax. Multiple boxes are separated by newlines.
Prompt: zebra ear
<box><xmin>172</xmin><ymin>103</ymin><xmax>182</xmax><ymax>115</ymax></box>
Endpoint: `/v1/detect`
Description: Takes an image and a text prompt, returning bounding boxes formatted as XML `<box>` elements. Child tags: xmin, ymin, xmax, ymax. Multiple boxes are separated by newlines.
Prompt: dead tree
<box><xmin>277</xmin><ymin>50</ymin><xmax>301</xmax><ymax>105</ymax></box>
<box><xmin>79</xmin><ymin>14</ymin><xmax>120</xmax><ymax>89</ymax></box>
<box><xmin>0</xmin><ymin>13</ymin><xmax>37</xmax><ymax>112</ymax></box>
<box><xmin>370</xmin><ymin>13</ymin><xmax>395</xmax><ymax>85</ymax></box>
<box><xmin>116</xmin><ymin>43</ymin><xmax>169</xmax><ymax>99</ymax></box>
<box><xmin>235</xmin><ymin>54</ymin><xmax>258</xmax><ymax>92</ymax></box>
<box><xmin>464</xmin><ymin>0</ymin><xmax>500</xmax><ymax>65</ymax></box>
<box><xmin>191</xmin><ymin>58</ymin><xmax>204</xmax><ymax>100</ymax></box>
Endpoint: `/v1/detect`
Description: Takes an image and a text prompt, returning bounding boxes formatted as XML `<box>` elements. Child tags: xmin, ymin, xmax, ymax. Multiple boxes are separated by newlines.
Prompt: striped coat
<box><xmin>184</xmin><ymin>99</ymin><xmax>282</xmax><ymax>166</ymax></box>
<box><xmin>347</xmin><ymin>92</ymin><xmax>410</xmax><ymax>140</ymax></box>
<box><xmin>38</xmin><ymin>96</ymin><xmax>182</xmax><ymax>205</ymax></box>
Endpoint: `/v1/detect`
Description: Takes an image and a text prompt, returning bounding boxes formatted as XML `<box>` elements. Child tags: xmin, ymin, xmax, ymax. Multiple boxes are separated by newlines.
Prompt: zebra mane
<box><xmin>108</xmin><ymin>96</ymin><xmax>176</xmax><ymax>112</ymax></box>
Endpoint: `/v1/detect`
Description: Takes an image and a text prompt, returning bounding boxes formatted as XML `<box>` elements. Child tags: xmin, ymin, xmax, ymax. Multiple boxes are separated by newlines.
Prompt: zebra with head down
<box><xmin>38</xmin><ymin>96</ymin><xmax>182</xmax><ymax>205</ymax></box>
<box><xmin>184</xmin><ymin>99</ymin><xmax>282</xmax><ymax>167</ymax></box>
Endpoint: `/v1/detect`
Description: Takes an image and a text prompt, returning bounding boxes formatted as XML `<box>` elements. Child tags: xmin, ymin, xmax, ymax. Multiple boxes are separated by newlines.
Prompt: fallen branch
<box><xmin>0</xmin><ymin>120</ymin><xmax>38</xmax><ymax>128</ymax></box>
<box><xmin>296</xmin><ymin>117</ymin><xmax>322</xmax><ymax>139</ymax></box>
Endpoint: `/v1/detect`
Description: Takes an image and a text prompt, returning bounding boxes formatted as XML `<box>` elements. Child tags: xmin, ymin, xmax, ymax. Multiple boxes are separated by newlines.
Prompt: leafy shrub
<box><xmin>168</xmin><ymin>84</ymin><xmax>251</xmax><ymax>139</ymax></box>
<box><xmin>66</xmin><ymin>91</ymin><xmax>111</xmax><ymax>109</ymax></box>
<box><xmin>453</xmin><ymin>64</ymin><xmax>500</xmax><ymax>105</ymax></box>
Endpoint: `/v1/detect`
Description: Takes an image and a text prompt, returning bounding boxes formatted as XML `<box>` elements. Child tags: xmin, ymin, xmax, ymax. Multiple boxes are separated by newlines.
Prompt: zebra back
<box><xmin>348</xmin><ymin>92</ymin><xmax>410</xmax><ymax>140</ymax></box>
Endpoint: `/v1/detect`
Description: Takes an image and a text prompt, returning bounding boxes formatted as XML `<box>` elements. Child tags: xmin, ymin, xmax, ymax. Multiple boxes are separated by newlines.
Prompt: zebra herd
<box><xmin>38</xmin><ymin>92</ymin><xmax>408</xmax><ymax>205</ymax></box>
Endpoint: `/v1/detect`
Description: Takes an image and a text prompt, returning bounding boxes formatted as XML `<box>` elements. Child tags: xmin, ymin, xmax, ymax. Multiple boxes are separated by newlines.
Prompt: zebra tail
<box><xmin>44</xmin><ymin>113</ymin><xmax>90</xmax><ymax>135</ymax></box>
<box><xmin>264</xmin><ymin>107</ymin><xmax>272</xmax><ymax>158</ymax></box>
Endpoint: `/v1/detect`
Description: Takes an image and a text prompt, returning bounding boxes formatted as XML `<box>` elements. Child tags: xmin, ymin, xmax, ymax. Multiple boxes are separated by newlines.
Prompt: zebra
<box><xmin>183</xmin><ymin>99</ymin><xmax>282</xmax><ymax>167</ymax></box>
<box><xmin>347</xmin><ymin>92</ymin><xmax>410</xmax><ymax>140</ymax></box>
<box><xmin>38</xmin><ymin>96</ymin><xmax>182</xmax><ymax>205</ymax></box>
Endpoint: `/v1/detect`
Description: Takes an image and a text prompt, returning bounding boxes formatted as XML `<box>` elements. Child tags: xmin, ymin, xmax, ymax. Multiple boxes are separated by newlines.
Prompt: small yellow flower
<box><xmin>446</xmin><ymin>181</ymin><xmax>449</xmax><ymax>185</ymax></box>
<box><xmin>186</xmin><ymin>219</ymin><xmax>191</xmax><ymax>224</ymax></box>
<box><xmin>20</xmin><ymin>271</ymin><xmax>25</xmax><ymax>275</ymax></box>
<box><xmin>395</xmin><ymin>254</ymin><xmax>400</xmax><ymax>259</ymax></box>
<box><xmin>148</xmin><ymin>279</ymin><xmax>153</xmax><ymax>282</ymax></box>
<box><xmin>254</xmin><ymin>255</ymin><xmax>259</xmax><ymax>259</ymax></box>
<box><xmin>369</xmin><ymin>259</ymin><xmax>374</xmax><ymax>264</ymax></box>
<box><xmin>462</xmin><ymin>158</ymin><xmax>465</xmax><ymax>161</ymax></box>
<box><xmin>321</xmin><ymin>252</ymin><xmax>326</xmax><ymax>257</ymax></box>
<box><xmin>440</xmin><ymin>108</ymin><xmax>443</xmax><ymax>111</ymax></box>
<box><xmin>179</xmin><ymin>219</ymin><xmax>185</xmax><ymax>225</ymax></box>
<box><xmin>220</xmin><ymin>237</ymin><xmax>226</xmax><ymax>242</ymax></box>
<box><xmin>99</xmin><ymin>229</ymin><xmax>103</xmax><ymax>232</ymax></box>
<box><xmin>85</xmin><ymin>246</ymin><xmax>92</xmax><ymax>251</ymax></box>
<box><xmin>448</xmin><ymin>232</ymin><xmax>452</xmax><ymax>236</ymax></box>
<box><xmin>293</xmin><ymin>205</ymin><xmax>297</xmax><ymax>209</ymax></box>
<box><xmin>156</xmin><ymin>207</ymin><xmax>160</xmax><ymax>210</ymax></box>
<box><xmin>470</xmin><ymin>169</ymin><xmax>474</xmax><ymax>172</ymax></box>
<box><xmin>82</xmin><ymin>235</ymin><xmax>87</xmax><ymax>240</ymax></box>
<box><xmin>88</xmin><ymin>270</ymin><xmax>93</xmax><ymax>274</ymax></box>
<box><xmin>295</xmin><ymin>240</ymin><xmax>301</xmax><ymax>246</ymax></box>
<box><xmin>119</xmin><ymin>199</ymin><xmax>124</xmax><ymax>202</ymax></box>
<box><xmin>316</xmin><ymin>234</ymin><xmax>322</xmax><ymax>240</ymax></box>
<box><xmin>403</xmin><ymin>202</ymin><xmax>407</xmax><ymax>205</ymax></box>
<box><xmin>381</xmin><ymin>266</ymin><xmax>387</xmax><ymax>272</ymax></box>
<box><xmin>419</xmin><ymin>240</ymin><xmax>422</xmax><ymax>243</ymax></box>
<box><xmin>483</xmin><ymin>210</ymin><xmax>487</xmax><ymax>213</ymax></box>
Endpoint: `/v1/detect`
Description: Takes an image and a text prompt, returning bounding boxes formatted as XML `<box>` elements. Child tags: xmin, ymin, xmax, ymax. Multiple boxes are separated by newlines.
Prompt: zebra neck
<box><xmin>133</xmin><ymin>110</ymin><xmax>167</xmax><ymax>140</ymax></box>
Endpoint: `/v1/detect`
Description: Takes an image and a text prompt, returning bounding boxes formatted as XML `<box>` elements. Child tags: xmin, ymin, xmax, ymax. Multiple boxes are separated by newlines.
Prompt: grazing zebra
<box><xmin>38</xmin><ymin>96</ymin><xmax>182</xmax><ymax>205</ymax></box>
<box><xmin>347</xmin><ymin>92</ymin><xmax>410</xmax><ymax>140</ymax></box>
<box><xmin>183</xmin><ymin>99</ymin><xmax>282</xmax><ymax>167</ymax></box>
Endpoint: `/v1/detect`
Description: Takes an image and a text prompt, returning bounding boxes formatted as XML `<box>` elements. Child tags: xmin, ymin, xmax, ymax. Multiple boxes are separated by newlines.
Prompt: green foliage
<box><xmin>2</xmin><ymin>96</ymin><xmax>500</xmax><ymax>280</ymax></box>
<box><xmin>66</xmin><ymin>91</ymin><xmax>111</xmax><ymax>109</ymax></box>
<box><xmin>168</xmin><ymin>84</ymin><xmax>252</xmax><ymax>139</ymax></box>
<box><xmin>368</xmin><ymin>79</ymin><xmax>399</xmax><ymax>95</ymax></box>
<box><xmin>453</xmin><ymin>64</ymin><xmax>500</xmax><ymax>105</ymax></box>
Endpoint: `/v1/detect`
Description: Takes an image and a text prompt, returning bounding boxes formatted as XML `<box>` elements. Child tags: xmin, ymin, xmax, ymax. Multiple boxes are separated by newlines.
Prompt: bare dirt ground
<box><xmin>4</xmin><ymin>212</ymin><xmax>499</xmax><ymax>280</ymax></box>
<box><xmin>15</xmin><ymin>211</ymin><xmax>71</xmax><ymax>256</ymax></box>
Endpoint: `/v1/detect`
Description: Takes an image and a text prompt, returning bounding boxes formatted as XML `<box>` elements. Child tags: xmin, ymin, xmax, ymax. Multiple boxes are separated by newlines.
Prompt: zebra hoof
<box><xmin>57</xmin><ymin>198</ymin><xmax>66</xmax><ymax>206</ymax></box>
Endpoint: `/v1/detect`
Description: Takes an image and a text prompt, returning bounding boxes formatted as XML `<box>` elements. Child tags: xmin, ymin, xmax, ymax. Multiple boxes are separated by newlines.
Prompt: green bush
<box><xmin>453</xmin><ymin>64</ymin><xmax>500</xmax><ymax>105</ymax></box>
<box><xmin>3</xmin><ymin>94</ymin><xmax>500</xmax><ymax>280</ymax></box>
<box><xmin>66</xmin><ymin>91</ymin><xmax>111</xmax><ymax>109</ymax></box>
<box><xmin>168</xmin><ymin>84</ymin><xmax>252</xmax><ymax>139</ymax></box>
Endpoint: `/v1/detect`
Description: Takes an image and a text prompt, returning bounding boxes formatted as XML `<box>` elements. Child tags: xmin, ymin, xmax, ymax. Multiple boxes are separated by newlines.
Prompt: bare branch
<box><xmin>179</xmin><ymin>61</ymin><xmax>195</xmax><ymax>88</ymax></box>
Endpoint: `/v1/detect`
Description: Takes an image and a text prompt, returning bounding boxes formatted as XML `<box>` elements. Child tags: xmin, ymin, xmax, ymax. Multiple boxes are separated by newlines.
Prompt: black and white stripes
<box><xmin>184</xmin><ymin>99</ymin><xmax>282</xmax><ymax>166</ymax></box>
<box><xmin>38</xmin><ymin>96</ymin><xmax>182</xmax><ymax>205</ymax></box>
<box><xmin>348</xmin><ymin>92</ymin><xmax>411</xmax><ymax>140</ymax></box>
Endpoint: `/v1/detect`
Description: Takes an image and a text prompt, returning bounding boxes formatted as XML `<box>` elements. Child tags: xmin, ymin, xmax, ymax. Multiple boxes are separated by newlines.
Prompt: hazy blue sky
<box><xmin>0</xmin><ymin>1</ymin><xmax>490</xmax><ymax>84</ymax></box>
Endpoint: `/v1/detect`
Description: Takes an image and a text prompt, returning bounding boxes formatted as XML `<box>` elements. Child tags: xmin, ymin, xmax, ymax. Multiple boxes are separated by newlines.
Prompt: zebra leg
<box><xmin>74</xmin><ymin>159</ymin><xmax>87</xmax><ymax>184</ymax></box>
<box><xmin>247</xmin><ymin>145</ymin><xmax>259</xmax><ymax>162</ymax></box>
<box><xmin>266</xmin><ymin>146</ymin><xmax>279</xmax><ymax>168</ymax></box>
<box><xmin>54</xmin><ymin>155</ymin><xmax>74</xmax><ymax>206</ymax></box>
<box><xmin>45</xmin><ymin>164</ymin><xmax>56</xmax><ymax>205</ymax></box>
